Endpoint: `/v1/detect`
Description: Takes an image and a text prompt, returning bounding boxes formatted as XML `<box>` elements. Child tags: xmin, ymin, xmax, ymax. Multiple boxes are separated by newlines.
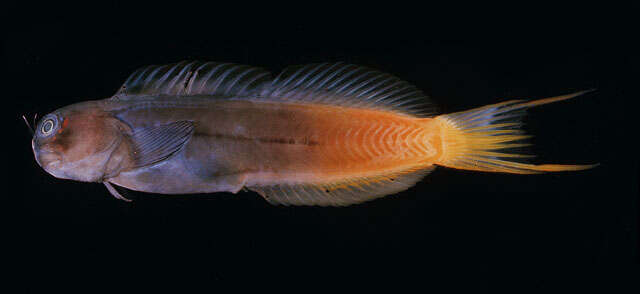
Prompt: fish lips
<box><xmin>32</xmin><ymin>141</ymin><xmax>66</xmax><ymax>178</ymax></box>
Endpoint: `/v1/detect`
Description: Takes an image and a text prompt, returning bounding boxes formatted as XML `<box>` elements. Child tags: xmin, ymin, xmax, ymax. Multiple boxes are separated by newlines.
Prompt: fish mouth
<box><xmin>34</xmin><ymin>147</ymin><xmax>62</xmax><ymax>170</ymax></box>
<box><xmin>43</xmin><ymin>159</ymin><xmax>71</xmax><ymax>180</ymax></box>
<box><xmin>36</xmin><ymin>153</ymin><xmax>69</xmax><ymax>179</ymax></box>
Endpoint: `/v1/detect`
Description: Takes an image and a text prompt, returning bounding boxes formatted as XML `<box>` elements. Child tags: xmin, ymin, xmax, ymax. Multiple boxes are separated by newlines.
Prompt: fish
<box><xmin>28</xmin><ymin>61</ymin><xmax>597</xmax><ymax>206</ymax></box>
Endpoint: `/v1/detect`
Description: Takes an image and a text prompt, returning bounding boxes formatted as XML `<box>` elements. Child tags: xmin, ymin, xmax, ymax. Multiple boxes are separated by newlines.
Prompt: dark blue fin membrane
<box><xmin>263</xmin><ymin>63</ymin><xmax>435</xmax><ymax>117</ymax></box>
<box><xmin>113</xmin><ymin>61</ymin><xmax>435</xmax><ymax>117</ymax></box>
<box><xmin>130</xmin><ymin>121</ymin><xmax>194</xmax><ymax>168</ymax></box>
<box><xmin>114</xmin><ymin>61</ymin><xmax>273</xmax><ymax>98</ymax></box>
<box><xmin>249</xmin><ymin>167</ymin><xmax>434</xmax><ymax>207</ymax></box>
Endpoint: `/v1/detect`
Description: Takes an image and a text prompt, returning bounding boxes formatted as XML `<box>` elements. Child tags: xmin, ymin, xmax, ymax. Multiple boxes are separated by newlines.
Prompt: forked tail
<box><xmin>433</xmin><ymin>90</ymin><xmax>598</xmax><ymax>174</ymax></box>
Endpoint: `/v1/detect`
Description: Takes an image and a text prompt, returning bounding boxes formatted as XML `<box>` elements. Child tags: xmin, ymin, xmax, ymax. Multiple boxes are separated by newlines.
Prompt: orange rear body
<box><xmin>238</xmin><ymin>102</ymin><xmax>442</xmax><ymax>186</ymax></box>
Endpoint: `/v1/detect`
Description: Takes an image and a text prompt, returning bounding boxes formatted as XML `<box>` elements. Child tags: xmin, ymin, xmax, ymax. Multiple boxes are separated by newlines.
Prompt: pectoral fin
<box><xmin>130</xmin><ymin>121</ymin><xmax>195</xmax><ymax>168</ymax></box>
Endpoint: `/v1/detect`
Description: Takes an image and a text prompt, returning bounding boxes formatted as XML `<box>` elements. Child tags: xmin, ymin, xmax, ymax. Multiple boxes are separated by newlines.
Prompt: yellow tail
<box><xmin>434</xmin><ymin>90</ymin><xmax>598</xmax><ymax>174</ymax></box>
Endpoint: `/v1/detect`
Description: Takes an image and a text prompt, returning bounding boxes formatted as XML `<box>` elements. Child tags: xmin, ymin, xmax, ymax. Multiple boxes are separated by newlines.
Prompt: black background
<box><xmin>7</xmin><ymin>3</ymin><xmax>638</xmax><ymax>291</ymax></box>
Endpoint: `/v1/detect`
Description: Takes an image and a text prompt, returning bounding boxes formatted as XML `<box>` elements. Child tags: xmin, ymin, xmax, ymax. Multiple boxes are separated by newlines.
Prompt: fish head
<box><xmin>32</xmin><ymin>102</ymin><xmax>133</xmax><ymax>182</ymax></box>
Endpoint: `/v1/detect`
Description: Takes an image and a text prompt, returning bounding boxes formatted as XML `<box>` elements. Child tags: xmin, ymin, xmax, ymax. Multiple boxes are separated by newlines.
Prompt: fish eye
<box><xmin>41</xmin><ymin>119</ymin><xmax>55</xmax><ymax>135</ymax></box>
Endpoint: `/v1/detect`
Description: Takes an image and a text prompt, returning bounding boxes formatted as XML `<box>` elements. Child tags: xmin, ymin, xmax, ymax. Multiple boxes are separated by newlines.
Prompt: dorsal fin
<box><xmin>262</xmin><ymin>63</ymin><xmax>436</xmax><ymax>117</ymax></box>
<box><xmin>112</xmin><ymin>61</ymin><xmax>435</xmax><ymax>117</ymax></box>
<box><xmin>113</xmin><ymin>61</ymin><xmax>272</xmax><ymax>98</ymax></box>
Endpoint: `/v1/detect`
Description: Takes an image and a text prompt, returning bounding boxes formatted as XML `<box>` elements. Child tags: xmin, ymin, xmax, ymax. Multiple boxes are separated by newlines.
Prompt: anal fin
<box><xmin>249</xmin><ymin>166</ymin><xmax>434</xmax><ymax>206</ymax></box>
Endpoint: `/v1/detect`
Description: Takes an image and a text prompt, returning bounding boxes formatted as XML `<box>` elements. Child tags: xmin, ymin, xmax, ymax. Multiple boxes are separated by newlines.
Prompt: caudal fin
<box><xmin>433</xmin><ymin>90</ymin><xmax>598</xmax><ymax>174</ymax></box>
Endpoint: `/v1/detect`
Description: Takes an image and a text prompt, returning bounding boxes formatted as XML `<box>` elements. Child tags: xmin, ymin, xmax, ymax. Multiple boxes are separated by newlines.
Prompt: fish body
<box><xmin>106</xmin><ymin>98</ymin><xmax>441</xmax><ymax>194</ymax></box>
<box><xmin>30</xmin><ymin>61</ymin><xmax>596</xmax><ymax>206</ymax></box>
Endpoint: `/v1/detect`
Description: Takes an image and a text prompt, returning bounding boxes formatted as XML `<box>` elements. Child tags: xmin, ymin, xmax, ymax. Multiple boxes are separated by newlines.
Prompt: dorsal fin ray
<box><xmin>113</xmin><ymin>61</ymin><xmax>272</xmax><ymax>98</ymax></box>
<box><xmin>262</xmin><ymin>63</ymin><xmax>436</xmax><ymax>117</ymax></box>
